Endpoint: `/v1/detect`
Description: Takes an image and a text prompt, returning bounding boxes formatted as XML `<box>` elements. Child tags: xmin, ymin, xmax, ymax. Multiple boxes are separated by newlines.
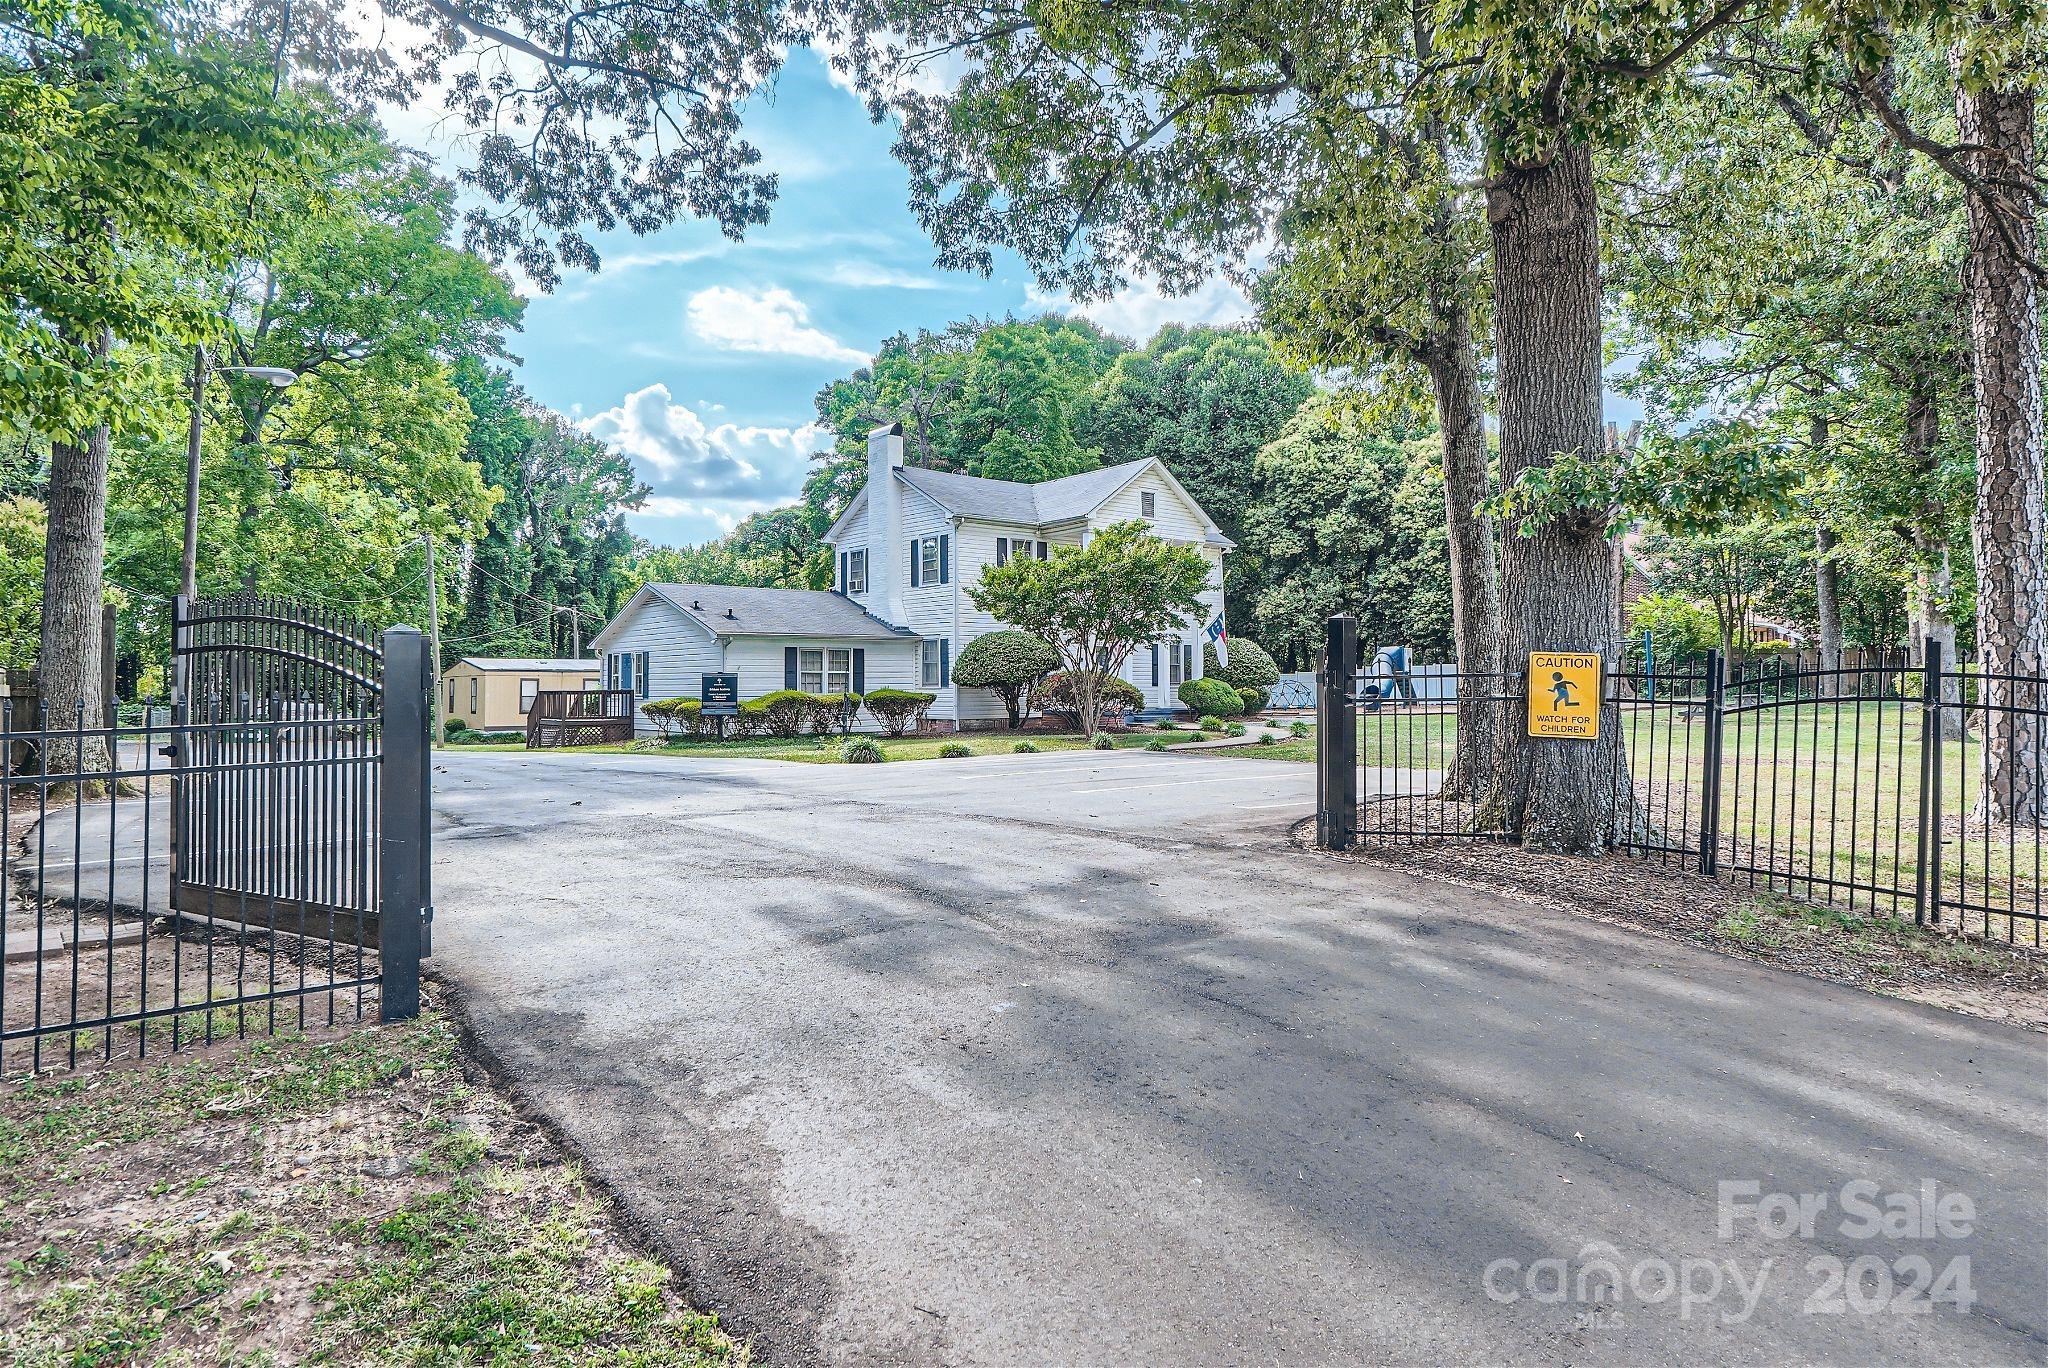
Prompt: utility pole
<box><xmin>180</xmin><ymin>346</ymin><xmax>206</xmax><ymax>602</ymax></box>
<box><xmin>555</xmin><ymin>605</ymin><xmax>582</xmax><ymax>658</ymax></box>
<box><xmin>423</xmin><ymin>533</ymin><xmax>444</xmax><ymax>747</ymax></box>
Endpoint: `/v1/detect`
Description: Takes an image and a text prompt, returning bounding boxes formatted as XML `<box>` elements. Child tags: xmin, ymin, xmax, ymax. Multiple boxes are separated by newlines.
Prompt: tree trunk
<box><xmin>1903</xmin><ymin>380</ymin><xmax>1967</xmax><ymax>740</ymax></box>
<box><xmin>37</xmin><ymin>331</ymin><xmax>114</xmax><ymax>774</ymax></box>
<box><xmin>1426</xmin><ymin>294</ymin><xmax>1503</xmax><ymax>801</ymax></box>
<box><xmin>1814</xmin><ymin>519</ymin><xmax>1844</xmax><ymax>699</ymax></box>
<box><xmin>1957</xmin><ymin>81</ymin><xmax>2046</xmax><ymax>825</ymax></box>
<box><xmin>1476</xmin><ymin>139</ymin><xmax>1631</xmax><ymax>853</ymax></box>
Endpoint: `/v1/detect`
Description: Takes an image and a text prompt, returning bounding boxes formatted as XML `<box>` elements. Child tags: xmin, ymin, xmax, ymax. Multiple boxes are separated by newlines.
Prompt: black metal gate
<box><xmin>0</xmin><ymin>595</ymin><xmax>431</xmax><ymax>1075</ymax></box>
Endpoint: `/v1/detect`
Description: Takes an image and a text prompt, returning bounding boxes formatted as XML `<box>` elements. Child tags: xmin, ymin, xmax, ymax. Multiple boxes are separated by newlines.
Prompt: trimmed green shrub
<box><xmin>937</xmin><ymin>742</ymin><xmax>972</xmax><ymax>758</ymax></box>
<box><xmin>1013</xmin><ymin>740</ymin><xmax>1039</xmax><ymax>753</ymax></box>
<box><xmin>1257</xmin><ymin>732</ymin><xmax>1277</xmax><ymax>745</ymax></box>
<box><xmin>815</xmin><ymin>692</ymin><xmax>862</xmax><ymax>735</ymax></box>
<box><xmin>1198</xmin><ymin>714</ymin><xmax>1226</xmax><ymax>730</ymax></box>
<box><xmin>1178</xmin><ymin>676</ymin><xmax>1242</xmax><ymax>717</ymax></box>
<box><xmin>863</xmin><ymin>687</ymin><xmax>936</xmax><ymax>737</ymax></box>
<box><xmin>742</xmin><ymin>689</ymin><xmax>821</xmax><ymax>738</ymax></box>
<box><xmin>443</xmin><ymin>717</ymin><xmax>468</xmax><ymax>740</ymax></box>
<box><xmin>1144</xmin><ymin>738</ymin><xmax>1170</xmax><ymax>752</ymax></box>
<box><xmin>1236</xmin><ymin>686</ymin><xmax>1268</xmax><ymax>714</ymax></box>
<box><xmin>953</xmin><ymin>631</ymin><xmax>1059</xmax><ymax>729</ymax></box>
<box><xmin>1203</xmin><ymin>638</ymin><xmax>1281</xmax><ymax>693</ymax></box>
<box><xmin>841</xmin><ymin>737</ymin><xmax>885</xmax><ymax>764</ymax></box>
<box><xmin>641</xmin><ymin>696</ymin><xmax>704</xmax><ymax>741</ymax></box>
<box><xmin>1289</xmin><ymin>720</ymin><xmax>1311</xmax><ymax>738</ymax></box>
<box><xmin>1223</xmin><ymin>722</ymin><xmax>1247</xmax><ymax>738</ymax></box>
<box><xmin>1038</xmin><ymin>671</ymin><xmax>1144</xmax><ymax>729</ymax></box>
<box><xmin>1092</xmin><ymin>733</ymin><xmax>1115</xmax><ymax>750</ymax></box>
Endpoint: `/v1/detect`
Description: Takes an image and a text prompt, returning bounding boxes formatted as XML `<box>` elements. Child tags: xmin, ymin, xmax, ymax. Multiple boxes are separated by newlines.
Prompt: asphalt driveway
<box><xmin>430</xmin><ymin>746</ymin><xmax>2046</xmax><ymax>1366</ymax></box>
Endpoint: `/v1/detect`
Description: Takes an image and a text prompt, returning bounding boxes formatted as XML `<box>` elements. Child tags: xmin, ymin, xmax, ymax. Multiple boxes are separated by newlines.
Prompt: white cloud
<box><xmin>811</xmin><ymin>31</ymin><xmax>967</xmax><ymax>102</ymax></box>
<box><xmin>580</xmin><ymin>384</ymin><xmax>829</xmax><ymax>530</ymax></box>
<box><xmin>685</xmin><ymin>285</ymin><xmax>870</xmax><ymax>364</ymax></box>
<box><xmin>1036</xmin><ymin>274</ymin><xmax>1256</xmax><ymax>343</ymax></box>
<box><xmin>826</xmin><ymin>261</ymin><xmax>950</xmax><ymax>291</ymax></box>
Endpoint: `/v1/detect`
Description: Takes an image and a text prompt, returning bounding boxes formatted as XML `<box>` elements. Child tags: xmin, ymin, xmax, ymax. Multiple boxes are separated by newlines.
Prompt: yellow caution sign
<box><xmin>1528</xmin><ymin>652</ymin><xmax>1601</xmax><ymax>739</ymax></box>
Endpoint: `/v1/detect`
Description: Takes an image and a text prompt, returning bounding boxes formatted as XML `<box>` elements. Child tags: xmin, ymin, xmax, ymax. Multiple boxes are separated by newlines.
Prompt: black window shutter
<box><xmin>996</xmin><ymin>537</ymin><xmax>1008</xmax><ymax>567</ymax></box>
<box><xmin>909</xmin><ymin>538</ymin><xmax>919</xmax><ymax>587</ymax></box>
<box><xmin>784</xmin><ymin>646</ymin><xmax>798</xmax><ymax>690</ymax></box>
<box><xmin>940</xmin><ymin>638</ymin><xmax>950</xmax><ymax>687</ymax></box>
<box><xmin>1150</xmin><ymin>644</ymin><xmax>1160</xmax><ymax>686</ymax></box>
<box><xmin>939</xmin><ymin>534</ymin><xmax>950</xmax><ymax>583</ymax></box>
<box><xmin>853</xmin><ymin>648</ymin><xmax>866</xmax><ymax>695</ymax></box>
<box><xmin>839</xmin><ymin>551</ymin><xmax>848</xmax><ymax>593</ymax></box>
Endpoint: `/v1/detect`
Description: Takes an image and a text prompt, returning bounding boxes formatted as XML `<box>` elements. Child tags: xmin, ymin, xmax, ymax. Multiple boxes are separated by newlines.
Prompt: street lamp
<box><xmin>180</xmin><ymin>345</ymin><xmax>298</xmax><ymax>601</ymax></box>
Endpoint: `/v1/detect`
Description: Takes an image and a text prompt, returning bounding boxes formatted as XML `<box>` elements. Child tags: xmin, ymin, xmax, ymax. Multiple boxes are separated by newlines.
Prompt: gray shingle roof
<box><xmin>645</xmin><ymin>584</ymin><xmax>914</xmax><ymax>640</ymax></box>
<box><xmin>896</xmin><ymin>458</ymin><xmax>1152</xmax><ymax>525</ymax></box>
<box><xmin>456</xmin><ymin>658</ymin><xmax>596</xmax><ymax>672</ymax></box>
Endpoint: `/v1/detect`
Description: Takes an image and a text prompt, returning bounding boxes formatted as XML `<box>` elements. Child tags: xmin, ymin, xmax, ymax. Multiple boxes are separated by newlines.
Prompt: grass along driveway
<box><xmin>0</xmin><ymin>1007</ymin><xmax>743</xmax><ymax>1366</ymax></box>
<box><xmin>1245</xmin><ymin>704</ymin><xmax>2042</xmax><ymax>944</ymax></box>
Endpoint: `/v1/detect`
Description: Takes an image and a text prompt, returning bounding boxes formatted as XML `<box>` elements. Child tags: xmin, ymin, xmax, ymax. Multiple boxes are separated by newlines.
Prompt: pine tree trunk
<box><xmin>1814</xmin><ymin>519</ymin><xmax>1844</xmax><ymax>699</ymax></box>
<box><xmin>1957</xmin><ymin>81</ymin><xmax>2046</xmax><ymax>825</ymax></box>
<box><xmin>1476</xmin><ymin>139</ymin><xmax>1630</xmax><ymax>854</ymax></box>
<box><xmin>37</xmin><ymin>332</ymin><xmax>114</xmax><ymax>774</ymax></box>
<box><xmin>1427</xmin><ymin>295</ymin><xmax>1503</xmax><ymax>801</ymax></box>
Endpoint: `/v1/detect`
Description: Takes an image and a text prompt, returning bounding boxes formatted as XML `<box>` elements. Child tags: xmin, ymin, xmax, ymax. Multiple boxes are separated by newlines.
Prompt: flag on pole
<box><xmin>1205</xmin><ymin>611</ymin><xmax>1228</xmax><ymax>667</ymax></box>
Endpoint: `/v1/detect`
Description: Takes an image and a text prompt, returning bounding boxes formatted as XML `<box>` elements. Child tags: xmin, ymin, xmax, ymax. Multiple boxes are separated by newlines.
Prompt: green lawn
<box><xmin>0</xmin><ymin>1013</ymin><xmax>740</xmax><ymax>1365</ymax></box>
<box><xmin>1229</xmin><ymin>702</ymin><xmax>2042</xmax><ymax>942</ymax></box>
<box><xmin>450</xmin><ymin>730</ymin><xmax>1165</xmax><ymax>763</ymax></box>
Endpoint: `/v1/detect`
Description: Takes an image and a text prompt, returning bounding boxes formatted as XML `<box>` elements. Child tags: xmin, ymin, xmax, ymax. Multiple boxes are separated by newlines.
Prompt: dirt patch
<box><xmin>1291</xmin><ymin>820</ymin><xmax>2048</xmax><ymax>1031</ymax></box>
<box><xmin>0</xmin><ymin>994</ymin><xmax>747</xmax><ymax>1365</ymax></box>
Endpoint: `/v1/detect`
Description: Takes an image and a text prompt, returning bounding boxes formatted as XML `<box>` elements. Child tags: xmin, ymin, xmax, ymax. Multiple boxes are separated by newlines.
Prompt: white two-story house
<box><xmin>591</xmin><ymin>422</ymin><xmax>1231</xmax><ymax>731</ymax></box>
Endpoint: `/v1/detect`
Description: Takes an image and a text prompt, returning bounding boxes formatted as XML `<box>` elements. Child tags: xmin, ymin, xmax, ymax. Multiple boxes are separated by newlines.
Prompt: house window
<box><xmin>847</xmin><ymin>549</ymin><xmax>867</xmax><ymax>595</ymax></box>
<box><xmin>469</xmin><ymin>677</ymin><xmax>478</xmax><ymax>711</ymax></box>
<box><xmin>519</xmin><ymin>678</ymin><xmax>539</xmax><ymax>713</ymax></box>
<box><xmin>826</xmin><ymin>648</ymin><xmax>852</xmax><ymax>695</ymax></box>
<box><xmin>921</xmin><ymin>639</ymin><xmax>942</xmax><ymax>688</ymax></box>
<box><xmin>1141</xmin><ymin>490</ymin><xmax>1156</xmax><ymax>518</ymax></box>
<box><xmin>919</xmin><ymin>536</ymin><xmax>942</xmax><ymax>585</ymax></box>
<box><xmin>447</xmin><ymin>684</ymin><xmax>456</xmax><ymax>714</ymax></box>
<box><xmin>1169</xmin><ymin>642</ymin><xmax>1185</xmax><ymax>686</ymax></box>
<box><xmin>799</xmin><ymin>648</ymin><xmax>825</xmax><ymax>694</ymax></box>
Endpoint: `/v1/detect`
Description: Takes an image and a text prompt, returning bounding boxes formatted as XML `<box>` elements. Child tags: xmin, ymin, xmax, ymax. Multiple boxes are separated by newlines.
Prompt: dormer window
<box><xmin>847</xmin><ymin>548</ymin><xmax>867</xmax><ymax>595</ymax></box>
<box><xmin>1141</xmin><ymin>490</ymin><xmax>1156</xmax><ymax>519</ymax></box>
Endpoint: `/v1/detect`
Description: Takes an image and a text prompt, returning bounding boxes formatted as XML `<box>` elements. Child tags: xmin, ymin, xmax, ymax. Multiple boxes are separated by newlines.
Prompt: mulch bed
<box><xmin>1291</xmin><ymin>820</ymin><xmax>2048</xmax><ymax>1032</ymax></box>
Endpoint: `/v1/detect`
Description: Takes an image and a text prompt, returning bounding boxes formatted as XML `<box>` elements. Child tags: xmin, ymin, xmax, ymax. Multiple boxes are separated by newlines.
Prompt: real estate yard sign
<box><xmin>701</xmin><ymin>672</ymin><xmax>739</xmax><ymax>717</ymax></box>
<box><xmin>1528</xmin><ymin>652</ymin><xmax>1600</xmax><ymax>739</ymax></box>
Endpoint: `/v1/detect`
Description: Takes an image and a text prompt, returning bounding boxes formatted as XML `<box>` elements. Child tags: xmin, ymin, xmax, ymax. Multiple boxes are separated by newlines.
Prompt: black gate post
<box><xmin>1916</xmin><ymin>640</ymin><xmax>1944</xmax><ymax>928</ymax></box>
<box><xmin>379</xmin><ymin>626</ymin><xmax>431</xmax><ymax>1021</ymax></box>
<box><xmin>1698</xmin><ymin>648</ymin><xmax>1724</xmax><ymax>877</ymax></box>
<box><xmin>1317</xmin><ymin>615</ymin><xmax>1359</xmax><ymax>851</ymax></box>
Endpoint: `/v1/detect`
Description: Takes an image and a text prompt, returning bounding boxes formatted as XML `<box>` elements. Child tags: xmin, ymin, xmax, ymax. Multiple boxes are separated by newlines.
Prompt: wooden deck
<box><xmin>525</xmin><ymin>689</ymin><xmax>637</xmax><ymax>748</ymax></box>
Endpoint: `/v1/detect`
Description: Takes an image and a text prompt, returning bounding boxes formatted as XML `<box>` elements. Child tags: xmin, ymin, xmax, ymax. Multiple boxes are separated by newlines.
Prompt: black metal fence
<box><xmin>1315</xmin><ymin>615</ymin><xmax>2045</xmax><ymax>944</ymax></box>
<box><xmin>0</xmin><ymin>597</ymin><xmax>432</xmax><ymax>1075</ymax></box>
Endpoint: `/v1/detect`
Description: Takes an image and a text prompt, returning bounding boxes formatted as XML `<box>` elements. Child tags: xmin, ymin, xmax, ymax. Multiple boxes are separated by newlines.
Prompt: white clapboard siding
<box><xmin>599</xmin><ymin>595</ymin><xmax>725</xmax><ymax>731</ymax></box>
<box><xmin>723</xmin><ymin>637</ymin><xmax>922</xmax><ymax>733</ymax></box>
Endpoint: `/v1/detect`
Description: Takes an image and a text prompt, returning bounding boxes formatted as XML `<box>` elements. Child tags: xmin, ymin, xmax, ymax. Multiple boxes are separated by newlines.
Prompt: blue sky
<box><xmin>387</xmin><ymin>45</ymin><xmax>1640</xmax><ymax>550</ymax></box>
<box><xmin>387</xmin><ymin>47</ymin><xmax>1257</xmax><ymax>549</ymax></box>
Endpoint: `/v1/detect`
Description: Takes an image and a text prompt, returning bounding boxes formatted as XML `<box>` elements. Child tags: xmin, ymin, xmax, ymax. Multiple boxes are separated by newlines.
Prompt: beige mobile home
<box><xmin>441</xmin><ymin>658</ymin><xmax>598</xmax><ymax>733</ymax></box>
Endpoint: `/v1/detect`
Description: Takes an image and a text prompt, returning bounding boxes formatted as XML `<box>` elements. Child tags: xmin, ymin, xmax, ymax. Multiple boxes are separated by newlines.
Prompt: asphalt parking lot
<box><xmin>427</xmin><ymin>745</ymin><xmax>2047</xmax><ymax>1367</ymax></box>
